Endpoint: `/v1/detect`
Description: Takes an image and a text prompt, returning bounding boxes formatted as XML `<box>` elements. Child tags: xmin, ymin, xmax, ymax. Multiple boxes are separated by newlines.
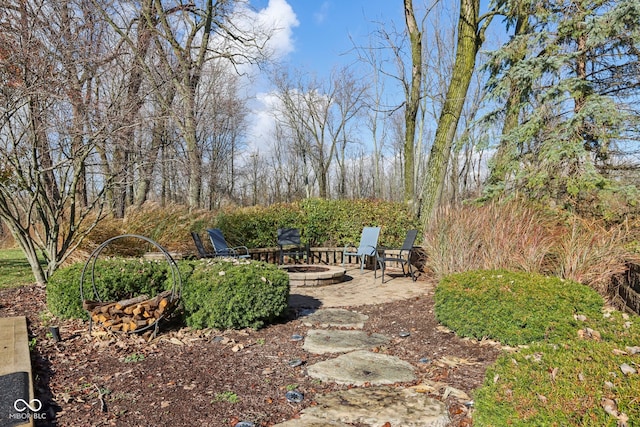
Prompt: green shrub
<box><xmin>211</xmin><ymin>198</ymin><xmax>419</xmax><ymax>248</ymax></box>
<box><xmin>47</xmin><ymin>259</ymin><xmax>176</xmax><ymax>320</ymax></box>
<box><xmin>434</xmin><ymin>270</ymin><xmax>603</xmax><ymax>346</ymax></box>
<box><xmin>181</xmin><ymin>259</ymin><xmax>289</xmax><ymax>330</ymax></box>
<box><xmin>474</xmin><ymin>310</ymin><xmax>640</xmax><ymax>426</ymax></box>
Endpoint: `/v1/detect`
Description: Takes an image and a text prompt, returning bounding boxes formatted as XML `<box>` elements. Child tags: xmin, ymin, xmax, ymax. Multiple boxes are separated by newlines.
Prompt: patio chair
<box><xmin>191</xmin><ymin>232</ymin><xmax>214</xmax><ymax>258</ymax></box>
<box><xmin>277</xmin><ymin>228</ymin><xmax>309</xmax><ymax>264</ymax></box>
<box><xmin>376</xmin><ymin>229</ymin><xmax>418</xmax><ymax>283</ymax></box>
<box><xmin>342</xmin><ymin>226</ymin><xmax>381</xmax><ymax>273</ymax></box>
<box><xmin>206</xmin><ymin>228</ymin><xmax>250</xmax><ymax>259</ymax></box>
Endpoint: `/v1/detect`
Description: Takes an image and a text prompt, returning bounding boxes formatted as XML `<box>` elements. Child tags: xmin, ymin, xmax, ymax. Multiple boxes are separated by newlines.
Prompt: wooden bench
<box><xmin>0</xmin><ymin>316</ymin><xmax>36</xmax><ymax>427</ymax></box>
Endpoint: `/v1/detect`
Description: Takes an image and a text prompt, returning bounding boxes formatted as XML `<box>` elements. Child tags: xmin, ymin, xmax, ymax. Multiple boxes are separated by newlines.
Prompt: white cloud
<box><xmin>259</xmin><ymin>0</ymin><xmax>299</xmax><ymax>59</ymax></box>
<box><xmin>245</xmin><ymin>90</ymin><xmax>282</xmax><ymax>155</ymax></box>
<box><xmin>314</xmin><ymin>1</ymin><xmax>331</xmax><ymax>25</ymax></box>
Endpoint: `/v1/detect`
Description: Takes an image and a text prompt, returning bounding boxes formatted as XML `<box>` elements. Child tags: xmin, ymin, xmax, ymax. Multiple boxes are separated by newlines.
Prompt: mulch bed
<box><xmin>0</xmin><ymin>278</ymin><xmax>501</xmax><ymax>426</ymax></box>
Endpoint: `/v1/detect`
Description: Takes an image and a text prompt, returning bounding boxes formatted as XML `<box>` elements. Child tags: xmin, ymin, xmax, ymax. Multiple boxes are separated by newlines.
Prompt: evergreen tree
<box><xmin>485</xmin><ymin>0</ymin><xmax>640</xmax><ymax>211</ymax></box>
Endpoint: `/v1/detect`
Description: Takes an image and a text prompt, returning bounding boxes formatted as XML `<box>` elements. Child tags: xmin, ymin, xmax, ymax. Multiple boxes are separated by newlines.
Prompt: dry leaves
<box><xmin>601</xmin><ymin>398</ymin><xmax>629</xmax><ymax>427</ymax></box>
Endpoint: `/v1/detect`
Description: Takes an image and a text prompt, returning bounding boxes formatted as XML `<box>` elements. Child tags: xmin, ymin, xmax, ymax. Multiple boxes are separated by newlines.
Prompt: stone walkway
<box><xmin>274</xmin><ymin>269</ymin><xmax>452</xmax><ymax>427</ymax></box>
<box><xmin>288</xmin><ymin>268</ymin><xmax>434</xmax><ymax>308</ymax></box>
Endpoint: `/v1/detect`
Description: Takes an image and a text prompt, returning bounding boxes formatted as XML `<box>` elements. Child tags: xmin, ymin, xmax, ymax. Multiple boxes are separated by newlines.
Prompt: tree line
<box><xmin>1</xmin><ymin>0</ymin><xmax>638</xmax><ymax>285</ymax></box>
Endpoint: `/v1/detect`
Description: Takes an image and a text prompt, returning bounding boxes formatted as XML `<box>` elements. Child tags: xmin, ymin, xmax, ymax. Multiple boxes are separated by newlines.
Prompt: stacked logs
<box><xmin>83</xmin><ymin>290</ymin><xmax>175</xmax><ymax>333</ymax></box>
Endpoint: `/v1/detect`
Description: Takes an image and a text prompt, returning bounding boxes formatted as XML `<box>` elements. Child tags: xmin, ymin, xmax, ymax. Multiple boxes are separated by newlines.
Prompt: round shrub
<box><xmin>181</xmin><ymin>259</ymin><xmax>289</xmax><ymax>330</ymax></box>
<box><xmin>434</xmin><ymin>270</ymin><xmax>604</xmax><ymax>346</ymax></box>
<box><xmin>47</xmin><ymin>259</ymin><xmax>175</xmax><ymax>320</ymax></box>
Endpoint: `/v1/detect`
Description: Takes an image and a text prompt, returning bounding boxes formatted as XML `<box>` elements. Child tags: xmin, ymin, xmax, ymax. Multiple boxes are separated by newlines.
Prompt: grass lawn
<box><xmin>0</xmin><ymin>248</ymin><xmax>38</xmax><ymax>289</ymax></box>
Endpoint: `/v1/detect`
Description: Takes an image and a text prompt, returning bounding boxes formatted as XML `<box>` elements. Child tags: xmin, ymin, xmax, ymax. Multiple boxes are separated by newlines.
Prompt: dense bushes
<box><xmin>79</xmin><ymin>199</ymin><xmax>418</xmax><ymax>257</ymax></box>
<box><xmin>212</xmin><ymin>198</ymin><xmax>419</xmax><ymax>248</ymax></box>
<box><xmin>47</xmin><ymin>258</ymin><xmax>289</xmax><ymax>330</ymax></box>
<box><xmin>47</xmin><ymin>259</ymin><xmax>175</xmax><ymax>320</ymax></box>
<box><xmin>181</xmin><ymin>259</ymin><xmax>289</xmax><ymax>330</ymax></box>
<box><xmin>434</xmin><ymin>270</ymin><xmax>603</xmax><ymax>346</ymax></box>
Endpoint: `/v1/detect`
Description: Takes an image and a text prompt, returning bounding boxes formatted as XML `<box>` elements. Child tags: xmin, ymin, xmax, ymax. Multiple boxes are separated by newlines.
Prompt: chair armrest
<box><xmin>232</xmin><ymin>245</ymin><xmax>249</xmax><ymax>256</ymax></box>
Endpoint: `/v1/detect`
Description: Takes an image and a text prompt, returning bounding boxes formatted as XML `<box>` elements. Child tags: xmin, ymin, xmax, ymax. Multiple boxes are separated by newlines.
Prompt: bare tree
<box><xmin>0</xmin><ymin>0</ymin><xmax>118</xmax><ymax>284</ymax></box>
<box><xmin>419</xmin><ymin>0</ymin><xmax>494</xmax><ymax>225</ymax></box>
<box><xmin>98</xmin><ymin>0</ymin><xmax>272</xmax><ymax>209</ymax></box>
<box><xmin>272</xmin><ymin>66</ymin><xmax>367</xmax><ymax>199</ymax></box>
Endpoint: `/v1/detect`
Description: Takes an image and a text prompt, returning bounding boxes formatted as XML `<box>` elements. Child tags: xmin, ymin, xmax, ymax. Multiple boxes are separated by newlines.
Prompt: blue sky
<box><xmin>249</xmin><ymin>0</ymin><xmax>405</xmax><ymax>77</ymax></box>
<box><xmin>243</xmin><ymin>0</ymin><xmax>409</xmax><ymax>149</ymax></box>
<box><xmin>282</xmin><ymin>0</ymin><xmax>404</xmax><ymax>74</ymax></box>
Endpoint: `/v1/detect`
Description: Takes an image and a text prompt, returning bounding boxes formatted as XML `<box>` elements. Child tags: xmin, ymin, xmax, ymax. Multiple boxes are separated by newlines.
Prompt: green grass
<box><xmin>0</xmin><ymin>248</ymin><xmax>38</xmax><ymax>289</ymax></box>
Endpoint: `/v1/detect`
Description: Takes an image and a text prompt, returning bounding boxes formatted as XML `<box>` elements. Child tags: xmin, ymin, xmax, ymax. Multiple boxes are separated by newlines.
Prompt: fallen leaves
<box><xmin>577</xmin><ymin>327</ymin><xmax>601</xmax><ymax>341</ymax></box>
<box><xmin>601</xmin><ymin>398</ymin><xmax>629</xmax><ymax>427</ymax></box>
<box><xmin>619</xmin><ymin>363</ymin><xmax>636</xmax><ymax>376</ymax></box>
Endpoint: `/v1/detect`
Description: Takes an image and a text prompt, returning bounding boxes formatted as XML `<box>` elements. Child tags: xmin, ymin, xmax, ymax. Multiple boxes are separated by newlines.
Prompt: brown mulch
<box><xmin>0</xmin><ymin>279</ymin><xmax>501</xmax><ymax>427</ymax></box>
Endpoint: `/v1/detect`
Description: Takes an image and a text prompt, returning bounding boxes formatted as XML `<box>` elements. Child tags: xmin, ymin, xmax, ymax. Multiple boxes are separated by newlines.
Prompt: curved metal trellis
<box><xmin>80</xmin><ymin>234</ymin><xmax>182</xmax><ymax>336</ymax></box>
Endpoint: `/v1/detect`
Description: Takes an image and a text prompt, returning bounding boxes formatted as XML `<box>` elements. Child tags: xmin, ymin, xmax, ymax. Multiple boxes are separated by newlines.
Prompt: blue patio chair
<box><xmin>206</xmin><ymin>228</ymin><xmax>250</xmax><ymax>259</ymax></box>
<box><xmin>342</xmin><ymin>226</ymin><xmax>381</xmax><ymax>273</ymax></box>
<box><xmin>376</xmin><ymin>229</ymin><xmax>418</xmax><ymax>283</ymax></box>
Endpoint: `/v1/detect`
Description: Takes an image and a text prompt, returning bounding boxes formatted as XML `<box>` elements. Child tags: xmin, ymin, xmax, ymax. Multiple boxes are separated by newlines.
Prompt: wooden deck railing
<box><xmin>247</xmin><ymin>246</ymin><xmax>421</xmax><ymax>269</ymax></box>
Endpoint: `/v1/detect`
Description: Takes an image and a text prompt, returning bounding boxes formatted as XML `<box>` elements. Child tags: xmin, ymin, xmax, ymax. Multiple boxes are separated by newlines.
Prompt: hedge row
<box><xmin>211</xmin><ymin>198</ymin><xmax>419</xmax><ymax>248</ymax></box>
<box><xmin>47</xmin><ymin>258</ymin><xmax>289</xmax><ymax>330</ymax></box>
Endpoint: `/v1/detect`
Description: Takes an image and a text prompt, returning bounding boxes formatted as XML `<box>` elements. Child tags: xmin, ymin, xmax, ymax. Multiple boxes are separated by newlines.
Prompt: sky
<box><xmin>243</xmin><ymin>0</ymin><xmax>406</xmax><ymax>153</ymax></box>
<box><xmin>251</xmin><ymin>0</ymin><xmax>404</xmax><ymax>76</ymax></box>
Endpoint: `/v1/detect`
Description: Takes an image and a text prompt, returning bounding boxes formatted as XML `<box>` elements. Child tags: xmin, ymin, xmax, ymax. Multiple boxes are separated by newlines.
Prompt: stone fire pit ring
<box><xmin>281</xmin><ymin>264</ymin><xmax>347</xmax><ymax>287</ymax></box>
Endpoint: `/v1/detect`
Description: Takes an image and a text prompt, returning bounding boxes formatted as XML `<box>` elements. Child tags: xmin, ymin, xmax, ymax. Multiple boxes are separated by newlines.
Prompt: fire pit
<box><xmin>281</xmin><ymin>264</ymin><xmax>347</xmax><ymax>287</ymax></box>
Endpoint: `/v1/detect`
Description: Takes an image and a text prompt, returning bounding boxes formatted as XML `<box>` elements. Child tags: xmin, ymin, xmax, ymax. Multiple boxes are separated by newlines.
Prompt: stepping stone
<box><xmin>300</xmin><ymin>386</ymin><xmax>450</xmax><ymax>427</ymax></box>
<box><xmin>273</xmin><ymin>417</ymin><xmax>352</xmax><ymax>427</ymax></box>
<box><xmin>300</xmin><ymin>308</ymin><xmax>368</xmax><ymax>329</ymax></box>
<box><xmin>302</xmin><ymin>330</ymin><xmax>389</xmax><ymax>354</ymax></box>
<box><xmin>306</xmin><ymin>350</ymin><xmax>416</xmax><ymax>385</ymax></box>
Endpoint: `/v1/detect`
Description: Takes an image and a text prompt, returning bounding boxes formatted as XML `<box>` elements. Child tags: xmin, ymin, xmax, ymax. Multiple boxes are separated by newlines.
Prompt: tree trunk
<box><xmin>420</xmin><ymin>0</ymin><xmax>482</xmax><ymax>226</ymax></box>
<box><xmin>403</xmin><ymin>0</ymin><xmax>422</xmax><ymax>211</ymax></box>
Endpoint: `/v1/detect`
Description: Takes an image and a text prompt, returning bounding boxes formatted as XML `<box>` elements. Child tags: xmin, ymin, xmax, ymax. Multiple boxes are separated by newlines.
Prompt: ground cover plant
<box><xmin>474</xmin><ymin>310</ymin><xmax>640</xmax><ymax>426</ymax></box>
<box><xmin>433</xmin><ymin>269</ymin><xmax>640</xmax><ymax>426</ymax></box>
<box><xmin>434</xmin><ymin>270</ymin><xmax>604</xmax><ymax>345</ymax></box>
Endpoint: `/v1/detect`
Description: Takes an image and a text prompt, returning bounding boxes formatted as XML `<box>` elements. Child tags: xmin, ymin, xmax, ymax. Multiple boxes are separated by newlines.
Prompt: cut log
<box><xmin>88</xmin><ymin>291</ymin><xmax>175</xmax><ymax>334</ymax></box>
<box><xmin>114</xmin><ymin>294</ymin><xmax>150</xmax><ymax>311</ymax></box>
<box><xmin>83</xmin><ymin>300</ymin><xmax>106</xmax><ymax>311</ymax></box>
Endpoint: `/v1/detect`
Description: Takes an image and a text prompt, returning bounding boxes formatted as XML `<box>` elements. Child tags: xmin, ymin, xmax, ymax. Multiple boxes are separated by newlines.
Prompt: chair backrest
<box><xmin>357</xmin><ymin>226</ymin><xmax>381</xmax><ymax>256</ymax></box>
<box><xmin>401</xmin><ymin>229</ymin><xmax>419</xmax><ymax>251</ymax></box>
<box><xmin>191</xmin><ymin>232</ymin><xmax>209</xmax><ymax>258</ymax></box>
<box><xmin>207</xmin><ymin>228</ymin><xmax>230</xmax><ymax>254</ymax></box>
<box><xmin>277</xmin><ymin>228</ymin><xmax>301</xmax><ymax>246</ymax></box>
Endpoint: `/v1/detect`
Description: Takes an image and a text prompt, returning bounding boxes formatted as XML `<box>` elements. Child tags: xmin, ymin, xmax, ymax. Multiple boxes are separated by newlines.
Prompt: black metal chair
<box><xmin>377</xmin><ymin>229</ymin><xmax>418</xmax><ymax>283</ymax></box>
<box><xmin>191</xmin><ymin>232</ymin><xmax>214</xmax><ymax>258</ymax></box>
<box><xmin>277</xmin><ymin>228</ymin><xmax>309</xmax><ymax>264</ymax></box>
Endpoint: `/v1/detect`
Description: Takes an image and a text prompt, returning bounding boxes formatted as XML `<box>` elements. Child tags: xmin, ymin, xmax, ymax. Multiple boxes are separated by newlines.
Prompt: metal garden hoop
<box><xmin>80</xmin><ymin>234</ymin><xmax>182</xmax><ymax>336</ymax></box>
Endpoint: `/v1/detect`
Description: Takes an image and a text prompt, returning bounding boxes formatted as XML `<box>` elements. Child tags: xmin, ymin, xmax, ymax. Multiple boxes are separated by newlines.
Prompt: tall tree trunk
<box><xmin>420</xmin><ymin>0</ymin><xmax>483</xmax><ymax>226</ymax></box>
<box><xmin>403</xmin><ymin>0</ymin><xmax>422</xmax><ymax>211</ymax></box>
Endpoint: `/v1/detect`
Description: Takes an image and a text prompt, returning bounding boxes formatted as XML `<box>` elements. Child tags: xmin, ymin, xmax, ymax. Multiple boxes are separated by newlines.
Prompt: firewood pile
<box><xmin>83</xmin><ymin>290</ymin><xmax>176</xmax><ymax>334</ymax></box>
